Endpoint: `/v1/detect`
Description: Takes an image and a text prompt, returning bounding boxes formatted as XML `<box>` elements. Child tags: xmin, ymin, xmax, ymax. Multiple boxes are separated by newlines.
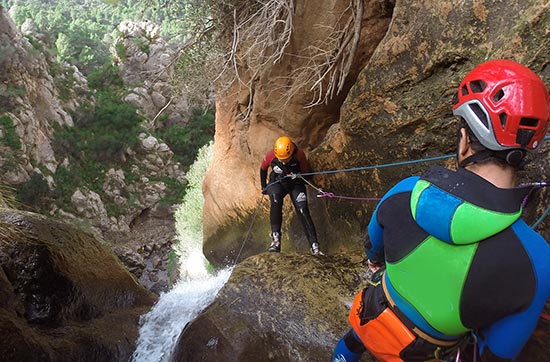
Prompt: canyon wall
<box><xmin>203</xmin><ymin>0</ymin><xmax>550</xmax><ymax>266</ymax></box>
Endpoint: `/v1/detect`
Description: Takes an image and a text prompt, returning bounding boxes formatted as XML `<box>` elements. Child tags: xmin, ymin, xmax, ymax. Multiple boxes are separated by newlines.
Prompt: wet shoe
<box><xmin>311</xmin><ymin>243</ymin><xmax>324</xmax><ymax>256</ymax></box>
<box><xmin>268</xmin><ymin>232</ymin><xmax>281</xmax><ymax>252</ymax></box>
<box><xmin>268</xmin><ymin>241</ymin><xmax>281</xmax><ymax>252</ymax></box>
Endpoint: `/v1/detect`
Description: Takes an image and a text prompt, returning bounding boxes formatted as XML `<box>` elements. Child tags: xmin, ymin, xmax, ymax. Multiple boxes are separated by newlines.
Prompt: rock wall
<box><xmin>113</xmin><ymin>20</ymin><xmax>191</xmax><ymax>128</ymax></box>
<box><xmin>203</xmin><ymin>0</ymin><xmax>395</xmax><ymax>264</ymax></box>
<box><xmin>0</xmin><ymin>7</ymin><xmax>91</xmax><ymax>183</ymax></box>
<box><xmin>203</xmin><ymin>0</ymin><xmax>550</xmax><ymax>266</ymax></box>
<box><xmin>313</xmin><ymin>0</ymin><xmax>550</xmax><ymax>250</ymax></box>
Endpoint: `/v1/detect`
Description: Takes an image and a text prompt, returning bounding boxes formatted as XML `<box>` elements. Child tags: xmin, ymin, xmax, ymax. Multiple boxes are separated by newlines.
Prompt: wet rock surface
<box><xmin>0</xmin><ymin>209</ymin><xmax>156</xmax><ymax>362</ymax></box>
<box><xmin>171</xmin><ymin>252</ymin><xmax>550</xmax><ymax>362</ymax></box>
<box><xmin>171</xmin><ymin>252</ymin><xmax>374</xmax><ymax>362</ymax></box>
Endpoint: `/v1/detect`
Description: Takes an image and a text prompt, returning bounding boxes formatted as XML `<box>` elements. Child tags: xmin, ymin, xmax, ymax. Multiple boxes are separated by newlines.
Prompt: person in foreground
<box><xmin>332</xmin><ymin>59</ymin><xmax>550</xmax><ymax>362</ymax></box>
<box><xmin>260</xmin><ymin>135</ymin><xmax>323</xmax><ymax>255</ymax></box>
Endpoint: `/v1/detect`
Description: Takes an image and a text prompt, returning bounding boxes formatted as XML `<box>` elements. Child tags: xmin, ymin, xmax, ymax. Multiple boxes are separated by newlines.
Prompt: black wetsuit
<box><xmin>260</xmin><ymin>146</ymin><xmax>317</xmax><ymax>246</ymax></box>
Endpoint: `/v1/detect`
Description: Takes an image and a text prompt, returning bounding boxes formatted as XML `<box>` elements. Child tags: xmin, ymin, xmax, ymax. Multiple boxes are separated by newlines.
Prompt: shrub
<box><xmin>0</xmin><ymin>115</ymin><xmax>22</xmax><ymax>150</ymax></box>
<box><xmin>174</xmin><ymin>141</ymin><xmax>213</xmax><ymax>257</ymax></box>
<box><xmin>16</xmin><ymin>172</ymin><xmax>50</xmax><ymax>212</ymax></box>
<box><xmin>87</xmin><ymin>63</ymin><xmax>124</xmax><ymax>91</ymax></box>
<box><xmin>154</xmin><ymin>107</ymin><xmax>214</xmax><ymax>169</ymax></box>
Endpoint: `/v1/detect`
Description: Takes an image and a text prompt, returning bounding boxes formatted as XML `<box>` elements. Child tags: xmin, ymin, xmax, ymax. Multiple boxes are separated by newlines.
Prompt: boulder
<box><xmin>0</xmin><ymin>209</ymin><xmax>156</xmax><ymax>362</ymax></box>
<box><xmin>171</xmin><ymin>252</ymin><xmax>550</xmax><ymax>361</ymax></box>
<box><xmin>170</xmin><ymin>252</ymin><xmax>373</xmax><ymax>362</ymax></box>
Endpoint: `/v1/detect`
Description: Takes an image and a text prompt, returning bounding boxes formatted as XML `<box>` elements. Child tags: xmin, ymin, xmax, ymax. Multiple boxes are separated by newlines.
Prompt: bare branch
<box><xmin>171</xmin><ymin>0</ymin><xmax>363</xmax><ymax>116</ymax></box>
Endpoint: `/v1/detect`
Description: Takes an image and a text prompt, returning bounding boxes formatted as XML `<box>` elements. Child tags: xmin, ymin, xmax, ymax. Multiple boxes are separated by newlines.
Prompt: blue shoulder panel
<box><xmin>366</xmin><ymin>176</ymin><xmax>419</xmax><ymax>261</ymax></box>
<box><xmin>414</xmin><ymin>185</ymin><xmax>462</xmax><ymax>243</ymax></box>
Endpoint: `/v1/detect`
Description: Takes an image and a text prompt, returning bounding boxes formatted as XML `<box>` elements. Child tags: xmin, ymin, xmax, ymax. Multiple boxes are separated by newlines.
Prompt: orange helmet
<box><xmin>274</xmin><ymin>136</ymin><xmax>295</xmax><ymax>160</ymax></box>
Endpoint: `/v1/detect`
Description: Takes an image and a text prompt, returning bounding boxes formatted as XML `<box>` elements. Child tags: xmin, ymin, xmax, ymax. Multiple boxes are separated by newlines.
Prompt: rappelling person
<box><xmin>332</xmin><ymin>59</ymin><xmax>550</xmax><ymax>362</ymax></box>
<box><xmin>260</xmin><ymin>135</ymin><xmax>323</xmax><ymax>256</ymax></box>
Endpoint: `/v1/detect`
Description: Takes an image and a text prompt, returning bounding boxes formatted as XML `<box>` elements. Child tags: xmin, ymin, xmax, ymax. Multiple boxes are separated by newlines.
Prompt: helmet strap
<box><xmin>458</xmin><ymin>150</ymin><xmax>493</xmax><ymax>168</ymax></box>
<box><xmin>459</xmin><ymin>149</ymin><xmax>527</xmax><ymax>168</ymax></box>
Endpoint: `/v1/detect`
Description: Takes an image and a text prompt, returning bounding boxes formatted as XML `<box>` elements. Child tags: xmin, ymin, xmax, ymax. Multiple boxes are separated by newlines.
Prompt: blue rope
<box><xmin>300</xmin><ymin>154</ymin><xmax>454</xmax><ymax>177</ymax></box>
<box><xmin>293</xmin><ymin>137</ymin><xmax>550</xmax><ymax>222</ymax></box>
<box><xmin>301</xmin><ymin>135</ymin><xmax>550</xmax><ymax>177</ymax></box>
<box><xmin>532</xmin><ymin>207</ymin><xmax>550</xmax><ymax>229</ymax></box>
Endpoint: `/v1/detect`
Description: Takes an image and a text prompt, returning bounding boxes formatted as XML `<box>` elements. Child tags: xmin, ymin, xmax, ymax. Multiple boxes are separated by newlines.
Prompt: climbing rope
<box><xmin>239</xmin><ymin>136</ymin><xmax>550</xmax><ymax>263</ymax></box>
<box><xmin>299</xmin><ymin>154</ymin><xmax>455</xmax><ymax>177</ymax></box>
<box><xmin>532</xmin><ymin>207</ymin><xmax>550</xmax><ymax>230</ymax></box>
<box><xmin>298</xmin><ymin>174</ymin><xmax>381</xmax><ymax>201</ymax></box>
<box><xmin>233</xmin><ymin>194</ymin><xmax>265</xmax><ymax>265</ymax></box>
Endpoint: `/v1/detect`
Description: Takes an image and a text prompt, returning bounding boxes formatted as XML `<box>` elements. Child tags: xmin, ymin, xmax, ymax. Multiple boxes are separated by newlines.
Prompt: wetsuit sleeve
<box><xmin>365</xmin><ymin>204</ymin><xmax>384</xmax><ymax>263</ymax></box>
<box><xmin>260</xmin><ymin>151</ymin><xmax>275</xmax><ymax>189</ymax></box>
<box><xmin>475</xmin><ymin>222</ymin><xmax>550</xmax><ymax>361</ymax></box>
<box><xmin>366</xmin><ymin>176</ymin><xmax>420</xmax><ymax>263</ymax></box>
<box><xmin>260</xmin><ymin>168</ymin><xmax>268</xmax><ymax>190</ymax></box>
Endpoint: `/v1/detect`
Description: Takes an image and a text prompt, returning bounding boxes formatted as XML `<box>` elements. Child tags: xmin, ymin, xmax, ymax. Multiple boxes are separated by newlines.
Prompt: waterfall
<box><xmin>131</xmin><ymin>142</ymin><xmax>228</xmax><ymax>361</ymax></box>
<box><xmin>131</xmin><ymin>267</ymin><xmax>232</xmax><ymax>362</ymax></box>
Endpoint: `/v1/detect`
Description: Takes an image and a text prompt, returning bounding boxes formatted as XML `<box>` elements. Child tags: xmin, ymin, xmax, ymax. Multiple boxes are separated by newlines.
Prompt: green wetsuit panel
<box><xmin>387</xmin><ymin>236</ymin><xmax>477</xmax><ymax>335</ymax></box>
<box><xmin>451</xmin><ymin>202</ymin><xmax>521</xmax><ymax>244</ymax></box>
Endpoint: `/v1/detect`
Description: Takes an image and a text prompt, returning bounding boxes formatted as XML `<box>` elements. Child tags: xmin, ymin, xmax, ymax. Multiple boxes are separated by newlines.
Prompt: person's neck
<box><xmin>465</xmin><ymin>162</ymin><xmax>517</xmax><ymax>189</ymax></box>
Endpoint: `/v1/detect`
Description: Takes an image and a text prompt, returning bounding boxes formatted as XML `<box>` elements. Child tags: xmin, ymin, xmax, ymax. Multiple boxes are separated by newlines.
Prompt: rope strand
<box><xmin>532</xmin><ymin>207</ymin><xmax>550</xmax><ymax>229</ymax></box>
<box><xmin>298</xmin><ymin>174</ymin><xmax>381</xmax><ymax>201</ymax></box>
<box><xmin>299</xmin><ymin>154</ymin><xmax>455</xmax><ymax>177</ymax></box>
<box><xmin>233</xmin><ymin>195</ymin><xmax>265</xmax><ymax>265</ymax></box>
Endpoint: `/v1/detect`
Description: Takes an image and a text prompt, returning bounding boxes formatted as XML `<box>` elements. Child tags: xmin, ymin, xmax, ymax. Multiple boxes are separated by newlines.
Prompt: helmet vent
<box><xmin>499</xmin><ymin>113</ymin><xmax>507</xmax><ymax>129</ymax></box>
<box><xmin>519</xmin><ymin>117</ymin><xmax>539</xmax><ymax>128</ymax></box>
<box><xmin>469</xmin><ymin>102</ymin><xmax>489</xmax><ymax>128</ymax></box>
<box><xmin>516</xmin><ymin>129</ymin><xmax>535</xmax><ymax>146</ymax></box>
<box><xmin>461</xmin><ymin>85</ymin><xmax>469</xmax><ymax>96</ymax></box>
<box><xmin>492</xmin><ymin>89</ymin><xmax>505</xmax><ymax>102</ymax></box>
<box><xmin>469</xmin><ymin>80</ymin><xmax>486</xmax><ymax>93</ymax></box>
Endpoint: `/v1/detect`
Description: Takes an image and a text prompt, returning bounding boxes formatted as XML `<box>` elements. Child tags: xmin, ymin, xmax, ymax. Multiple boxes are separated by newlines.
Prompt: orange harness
<box><xmin>349</xmin><ymin>289</ymin><xmax>415</xmax><ymax>362</ymax></box>
<box><xmin>348</xmin><ymin>277</ymin><xmax>460</xmax><ymax>362</ymax></box>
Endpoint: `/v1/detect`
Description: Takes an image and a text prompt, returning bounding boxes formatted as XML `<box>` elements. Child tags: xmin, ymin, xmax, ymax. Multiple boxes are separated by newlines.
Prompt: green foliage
<box><xmin>166</xmin><ymin>249</ymin><xmax>180</xmax><ymax>282</ymax></box>
<box><xmin>51</xmin><ymin>88</ymin><xmax>144</xmax><ymax>205</ymax></box>
<box><xmin>133</xmin><ymin>37</ymin><xmax>150</xmax><ymax>55</ymax></box>
<box><xmin>114</xmin><ymin>40</ymin><xmax>127</xmax><ymax>61</ymax></box>
<box><xmin>16</xmin><ymin>172</ymin><xmax>50</xmax><ymax>212</ymax></box>
<box><xmin>87</xmin><ymin>63</ymin><xmax>124</xmax><ymax>91</ymax></box>
<box><xmin>0</xmin><ymin>115</ymin><xmax>22</xmax><ymax>150</ymax></box>
<box><xmin>0</xmin><ymin>0</ymin><xmax>207</xmax><ymax>74</ymax></box>
<box><xmin>154</xmin><ymin>107</ymin><xmax>215</xmax><ymax>169</ymax></box>
<box><xmin>55</xmin><ymin>92</ymin><xmax>144</xmax><ymax>163</ymax></box>
<box><xmin>174</xmin><ymin>141</ymin><xmax>213</xmax><ymax>259</ymax></box>
<box><xmin>50</xmin><ymin>165</ymin><xmax>80</xmax><ymax>206</ymax></box>
<box><xmin>162</xmin><ymin>176</ymin><xmax>187</xmax><ymax>205</ymax></box>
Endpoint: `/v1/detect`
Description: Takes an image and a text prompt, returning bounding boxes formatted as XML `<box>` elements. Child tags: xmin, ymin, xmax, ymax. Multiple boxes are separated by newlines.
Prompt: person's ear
<box><xmin>458</xmin><ymin>128</ymin><xmax>470</xmax><ymax>157</ymax></box>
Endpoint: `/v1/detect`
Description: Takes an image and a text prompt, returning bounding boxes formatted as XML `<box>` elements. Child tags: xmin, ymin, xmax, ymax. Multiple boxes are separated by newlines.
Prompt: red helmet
<box><xmin>452</xmin><ymin>59</ymin><xmax>550</xmax><ymax>150</ymax></box>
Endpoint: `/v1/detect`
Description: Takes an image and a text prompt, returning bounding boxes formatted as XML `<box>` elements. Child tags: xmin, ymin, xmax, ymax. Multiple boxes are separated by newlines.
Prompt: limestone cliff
<box><xmin>0</xmin><ymin>8</ymin><xmax>187</xmax><ymax>293</ymax></box>
<box><xmin>203</xmin><ymin>0</ymin><xmax>550</xmax><ymax>266</ymax></box>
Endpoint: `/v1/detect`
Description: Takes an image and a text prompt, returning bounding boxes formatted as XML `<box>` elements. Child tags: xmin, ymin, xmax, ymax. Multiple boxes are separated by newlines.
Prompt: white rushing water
<box><xmin>131</xmin><ymin>143</ymin><xmax>228</xmax><ymax>362</ymax></box>
<box><xmin>131</xmin><ymin>266</ymin><xmax>232</xmax><ymax>362</ymax></box>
